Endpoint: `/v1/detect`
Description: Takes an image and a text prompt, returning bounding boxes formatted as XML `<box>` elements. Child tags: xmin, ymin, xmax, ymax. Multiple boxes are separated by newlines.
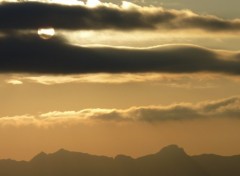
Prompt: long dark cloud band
<box><xmin>0</xmin><ymin>34</ymin><xmax>240</xmax><ymax>75</ymax></box>
<box><xmin>0</xmin><ymin>2</ymin><xmax>240</xmax><ymax>32</ymax></box>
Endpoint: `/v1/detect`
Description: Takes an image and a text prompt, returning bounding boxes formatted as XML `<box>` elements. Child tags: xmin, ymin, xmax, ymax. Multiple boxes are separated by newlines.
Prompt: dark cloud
<box><xmin>134</xmin><ymin>106</ymin><xmax>203</xmax><ymax>122</ymax></box>
<box><xmin>1</xmin><ymin>33</ymin><xmax>240</xmax><ymax>75</ymax></box>
<box><xmin>131</xmin><ymin>96</ymin><xmax>240</xmax><ymax>122</ymax></box>
<box><xmin>0</xmin><ymin>2</ymin><xmax>155</xmax><ymax>31</ymax></box>
<box><xmin>0</xmin><ymin>2</ymin><xmax>240</xmax><ymax>32</ymax></box>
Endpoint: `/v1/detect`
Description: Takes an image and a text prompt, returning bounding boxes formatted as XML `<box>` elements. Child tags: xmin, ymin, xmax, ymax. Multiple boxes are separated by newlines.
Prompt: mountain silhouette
<box><xmin>0</xmin><ymin>145</ymin><xmax>240</xmax><ymax>176</ymax></box>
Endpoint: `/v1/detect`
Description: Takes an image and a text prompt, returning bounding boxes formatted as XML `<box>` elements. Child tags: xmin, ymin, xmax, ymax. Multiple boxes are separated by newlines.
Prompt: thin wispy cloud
<box><xmin>4</xmin><ymin>73</ymin><xmax>222</xmax><ymax>90</ymax></box>
<box><xmin>39</xmin><ymin>96</ymin><xmax>240</xmax><ymax>122</ymax></box>
<box><xmin>1</xmin><ymin>96</ymin><xmax>240</xmax><ymax>127</ymax></box>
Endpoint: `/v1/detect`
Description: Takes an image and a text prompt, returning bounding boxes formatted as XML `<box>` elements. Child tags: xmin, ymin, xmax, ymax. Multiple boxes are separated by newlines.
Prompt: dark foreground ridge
<box><xmin>1</xmin><ymin>145</ymin><xmax>240</xmax><ymax>176</ymax></box>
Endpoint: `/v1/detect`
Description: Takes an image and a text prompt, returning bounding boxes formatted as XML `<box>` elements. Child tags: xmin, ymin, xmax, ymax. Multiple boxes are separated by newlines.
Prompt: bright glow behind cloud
<box><xmin>38</xmin><ymin>28</ymin><xmax>55</xmax><ymax>39</ymax></box>
<box><xmin>0</xmin><ymin>0</ymin><xmax>118</xmax><ymax>7</ymax></box>
<box><xmin>86</xmin><ymin>0</ymin><xmax>101</xmax><ymax>7</ymax></box>
<box><xmin>6</xmin><ymin>79</ymin><xmax>23</xmax><ymax>85</ymax></box>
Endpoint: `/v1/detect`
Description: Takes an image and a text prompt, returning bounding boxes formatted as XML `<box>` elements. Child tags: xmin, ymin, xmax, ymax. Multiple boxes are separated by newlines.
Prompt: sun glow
<box><xmin>86</xmin><ymin>0</ymin><xmax>101</xmax><ymax>7</ymax></box>
<box><xmin>52</xmin><ymin>0</ymin><xmax>84</xmax><ymax>5</ymax></box>
<box><xmin>37</xmin><ymin>28</ymin><xmax>55</xmax><ymax>39</ymax></box>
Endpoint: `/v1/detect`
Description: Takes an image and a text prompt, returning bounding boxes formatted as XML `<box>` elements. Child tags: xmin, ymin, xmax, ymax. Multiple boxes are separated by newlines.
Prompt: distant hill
<box><xmin>0</xmin><ymin>145</ymin><xmax>240</xmax><ymax>176</ymax></box>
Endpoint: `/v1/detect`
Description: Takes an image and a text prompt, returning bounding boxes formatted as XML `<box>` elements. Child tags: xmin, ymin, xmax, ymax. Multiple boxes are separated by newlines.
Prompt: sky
<box><xmin>1</xmin><ymin>0</ymin><xmax>240</xmax><ymax>160</ymax></box>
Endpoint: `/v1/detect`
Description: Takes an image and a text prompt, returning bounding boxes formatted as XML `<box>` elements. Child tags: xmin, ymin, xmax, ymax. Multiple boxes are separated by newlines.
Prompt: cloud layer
<box><xmin>1</xmin><ymin>96</ymin><xmax>240</xmax><ymax>126</ymax></box>
<box><xmin>39</xmin><ymin>96</ymin><xmax>240</xmax><ymax>122</ymax></box>
<box><xmin>1</xmin><ymin>34</ymin><xmax>240</xmax><ymax>75</ymax></box>
<box><xmin>0</xmin><ymin>1</ymin><xmax>240</xmax><ymax>32</ymax></box>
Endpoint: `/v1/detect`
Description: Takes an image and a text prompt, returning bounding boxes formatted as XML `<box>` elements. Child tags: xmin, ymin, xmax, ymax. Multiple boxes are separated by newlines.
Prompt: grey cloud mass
<box><xmin>1</xmin><ymin>33</ymin><xmax>240</xmax><ymax>75</ymax></box>
<box><xmin>0</xmin><ymin>2</ymin><xmax>240</xmax><ymax>32</ymax></box>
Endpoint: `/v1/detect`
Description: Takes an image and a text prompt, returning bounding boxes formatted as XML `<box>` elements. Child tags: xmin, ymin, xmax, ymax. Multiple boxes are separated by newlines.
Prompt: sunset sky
<box><xmin>1</xmin><ymin>0</ymin><xmax>240</xmax><ymax>161</ymax></box>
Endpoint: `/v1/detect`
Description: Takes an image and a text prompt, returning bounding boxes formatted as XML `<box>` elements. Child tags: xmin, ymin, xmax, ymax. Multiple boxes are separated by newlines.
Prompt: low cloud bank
<box><xmin>1</xmin><ymin>96</ymin><xmax>240</xmax><ymax>127</ymax></box>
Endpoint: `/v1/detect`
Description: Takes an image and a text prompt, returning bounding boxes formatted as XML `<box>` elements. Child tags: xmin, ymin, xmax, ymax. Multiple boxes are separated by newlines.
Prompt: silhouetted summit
<box><xmin>31</xmin><ymin>152</ymin><xmax>47</xmax><ymax>162</ymax></box>
<box><xmin>136</xmin><ymin>145</ymin><xmax>207</xmax><ymax>176</ymax></box>
<box><xmin>0</xmin><ymin>145</ymin><xmax>240</xmax><ymax>176</ymax></box>
<box><xmin>55</xmin><ymin>148</ymin><xmax>68</xmax><ymax>154</ymax></box>
<box><xmin>115</xmin><ymin>154</ymin><xmax>133</xmax><ymax>161</ymax></box>
<box><xmin>156</xmin><ymin>144</ymin><xmax>187</xmax><ymax>156</ymax></box>
<box><xmin>159</xmin><ymin>144</ymin><xmax>184</xmax><ymax>152</ymax></box>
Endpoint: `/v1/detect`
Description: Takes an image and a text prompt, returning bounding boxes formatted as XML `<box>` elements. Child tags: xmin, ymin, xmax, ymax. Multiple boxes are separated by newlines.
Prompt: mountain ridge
<box><xmin>1</xmin><ymin>145</ymin><xmax>240</xmax><ymax>176</ymax></box>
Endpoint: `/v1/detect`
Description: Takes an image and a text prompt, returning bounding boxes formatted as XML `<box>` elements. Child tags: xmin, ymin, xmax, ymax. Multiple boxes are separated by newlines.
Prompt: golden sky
<box><xmin>1</xmin><ymin>0</ymin><xmax>240</xmax><ymax>160</ymax></box>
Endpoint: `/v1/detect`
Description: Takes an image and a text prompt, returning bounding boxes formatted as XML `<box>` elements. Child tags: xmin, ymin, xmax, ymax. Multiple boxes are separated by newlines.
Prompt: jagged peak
<box><xmin>55</xmin><ymin>148</ymin><xmax>69</xmax><ymax>154</ymax></box>
<box><xmin>51</xmin><ymin>149</ymin><xmax>94</xmax><ymax>159</ymax></box>
<box><xmin>31</xmin><ymin>151</ymin><xmax>47</xmax><ymax>162</ymax></box>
